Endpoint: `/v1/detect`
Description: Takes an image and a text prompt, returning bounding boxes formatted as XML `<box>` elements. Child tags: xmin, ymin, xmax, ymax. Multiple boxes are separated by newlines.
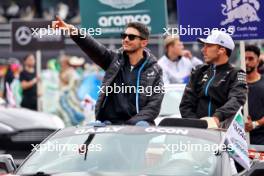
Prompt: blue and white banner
<box><xmin>177</xmin><ymin>0</ymin><xmax>264</xmax><ymax>41</ymax></box>
<box><xmin>224</xmin><ymin>107</ymin><xmax>250</xmax><ymax>170</ymax></box>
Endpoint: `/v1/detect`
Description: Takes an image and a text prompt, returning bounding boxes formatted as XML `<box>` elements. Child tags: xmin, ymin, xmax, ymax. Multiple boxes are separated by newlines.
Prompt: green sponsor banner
<box><xmin>79</xmin><ymin>0</ymin><xmax>168</xmax><ymax>37</ymax></box>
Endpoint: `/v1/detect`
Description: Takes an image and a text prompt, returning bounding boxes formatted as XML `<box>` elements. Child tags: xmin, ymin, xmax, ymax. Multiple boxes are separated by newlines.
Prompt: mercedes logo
<box><xmin>15</xmin><ymin>26</ymin><xmax>32</xmax><ymax>46</ymax></box>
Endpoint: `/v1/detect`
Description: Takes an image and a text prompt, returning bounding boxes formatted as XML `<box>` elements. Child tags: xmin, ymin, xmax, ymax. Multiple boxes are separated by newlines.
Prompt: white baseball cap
<box><xmin>197</xmin><ymin>30</ymin><xmax>235</xmax><ymax>50</ymax></box>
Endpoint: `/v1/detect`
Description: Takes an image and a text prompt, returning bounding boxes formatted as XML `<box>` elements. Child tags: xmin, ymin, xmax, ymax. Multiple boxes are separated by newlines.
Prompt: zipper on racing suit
<box><xmin>205</xmin><ymin>65</ymin><xmax>216</xmax><ymax>117</ymax></box>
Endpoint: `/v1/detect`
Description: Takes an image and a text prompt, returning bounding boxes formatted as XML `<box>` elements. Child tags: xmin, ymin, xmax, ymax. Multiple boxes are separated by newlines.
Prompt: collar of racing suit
<box><xmin>211</xmin><ymin>62</ymin><xmax>231</xmax><ymax>70</ymax></box>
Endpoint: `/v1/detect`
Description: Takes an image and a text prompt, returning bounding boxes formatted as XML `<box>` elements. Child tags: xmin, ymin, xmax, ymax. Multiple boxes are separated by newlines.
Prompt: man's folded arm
<box><xmin>213</xmin><ymin>70</ymin><xmax>247</xmax><ymax>122</ymax></box>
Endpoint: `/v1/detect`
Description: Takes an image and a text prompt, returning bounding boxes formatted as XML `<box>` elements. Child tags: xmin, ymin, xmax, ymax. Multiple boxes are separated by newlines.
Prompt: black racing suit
<box><xmin>180</xmin><ymin>63</ymin><xmax>247</xmax><ymax>128</ymax></box>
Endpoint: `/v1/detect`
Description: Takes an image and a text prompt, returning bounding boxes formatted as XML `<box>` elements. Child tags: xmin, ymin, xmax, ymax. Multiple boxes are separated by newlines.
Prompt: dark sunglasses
<box><xmin>120</xmin><ymin>33</ymin><xmax>145</xmax><ymax>40</ymax></box>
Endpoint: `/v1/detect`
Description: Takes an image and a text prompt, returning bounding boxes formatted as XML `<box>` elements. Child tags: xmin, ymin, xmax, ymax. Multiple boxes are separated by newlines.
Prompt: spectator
<box><xmin>245</xmin><ymin>45</ymin><xmax>264</xmax><ymax>145</ymax></box>
<box><xmin>180</xmin><ymin>30</ymin><xmax>247</xmax><ymax>128</ymax></box>
<box><xmin>20</xmin><ymin>54</ymin><xmax>38</xmax><ymax>111</ymax></box>
<box><xmin>258</xmin><ymin>52</ymin><xmax>264</xmax><ymax>75</ymax></box>
<box><xmin>59</xmin><ymin>54</ymin><xmax>79</xmax><ymax>90</ymax></box>
<box><xmin>57</xmin><ymin>54</ymin><xmax>84</xmax><ymax>126</ymax></box>
<box><xmin>3</xmin><ymin>59</ymin><xmax>22</xmax><ymax>106</ymax></box>
<box><xmin>158</xmin><ymin>35</ymin><xmax>203</xmax><ymax>84</ymax></box>
<box><xmin>0</xmin><ymin>62</ymin><xmax>7</xmax><ymax>98</ymax></box>
<box><xmin>3</xmin><ymin>65</ymin><xmax>14</xmax><ymax>99</ymax></box>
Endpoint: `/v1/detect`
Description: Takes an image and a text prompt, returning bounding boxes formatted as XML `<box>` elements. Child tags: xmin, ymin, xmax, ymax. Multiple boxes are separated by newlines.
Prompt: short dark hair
<box><xmin>23</xmin><ymin>53</ymin><xmax>34</xmax><ymax>62</ymax></box>
<box><xmin>219</xmin><ymin>46</ymin><xmax>232</xmax><ymax>57</ymax></box>
<box><xmin>245</xmin><ymin>45</ymin><xmax>260</xmax><ymax>57</ymax></box>
<box><xmin>125</xmin><ymin>22</ymin><xmax>149</xmax><ymax>39</ymax></box>
<box><xmin>225</xmin><ymin>48</ymin><xmax>232</xmax><ymax>57</ymax></box>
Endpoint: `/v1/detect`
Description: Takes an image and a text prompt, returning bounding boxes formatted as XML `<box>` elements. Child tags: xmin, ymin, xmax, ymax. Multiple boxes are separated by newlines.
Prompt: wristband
<box><xmin>252</xmin><ymin>121</ymin><xmax>260</xmax><ymax>129</ymax></box>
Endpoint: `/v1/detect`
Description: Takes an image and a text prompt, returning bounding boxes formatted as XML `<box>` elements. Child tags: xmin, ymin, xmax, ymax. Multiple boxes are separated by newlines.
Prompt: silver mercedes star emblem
<box><xmin>15</xmin><ymin>26</ymin><xmax>32</xmax><ymax>46</ymax></box>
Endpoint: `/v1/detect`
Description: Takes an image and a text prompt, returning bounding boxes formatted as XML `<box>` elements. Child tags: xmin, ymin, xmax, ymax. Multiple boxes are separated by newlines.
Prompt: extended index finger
<box><xmin>56</xmin><ymin>16</ymin><xmax>63</xmax><ymax>22</ymax></box>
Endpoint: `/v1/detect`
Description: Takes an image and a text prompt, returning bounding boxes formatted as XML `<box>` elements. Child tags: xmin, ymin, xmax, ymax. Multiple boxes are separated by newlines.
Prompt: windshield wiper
<box><xmin>23</xmin><ymin>171</ymin><xmax>51</xmax><ymax>176</ymax></box>
<box><xmin>214</xmin><ymin>143</ymin><xmax>231</xmax><ymax>156</ymax></box>
<box><xmin>83</xmin><ymin>133</ymin><xmax>95</xmax><ymax>160</ymax></box>
<box><xmin>159</xmin><ymin>114</ymin><xmax>173</xmax><ymax>117</ymax></box>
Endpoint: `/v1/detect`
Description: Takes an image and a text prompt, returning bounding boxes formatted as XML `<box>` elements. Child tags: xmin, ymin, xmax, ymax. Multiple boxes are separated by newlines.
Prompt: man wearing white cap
<box><xmin>180</xmin><ymin>30</ymin><xmax>247</xmax><ymax>128</ymax></box>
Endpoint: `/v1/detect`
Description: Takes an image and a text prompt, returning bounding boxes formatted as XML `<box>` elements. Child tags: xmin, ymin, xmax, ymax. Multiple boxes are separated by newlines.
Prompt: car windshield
<box><xmin>17</xmin><ymin>128</ymin><xmax>219</xmax><ymax>176</ymax></box>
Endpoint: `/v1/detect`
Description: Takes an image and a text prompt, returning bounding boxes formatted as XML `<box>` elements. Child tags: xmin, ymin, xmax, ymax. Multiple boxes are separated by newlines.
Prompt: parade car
<box><xmin>0</xmin><ymin>106</ymin><xmax>65</xmax><ymax>166</ymax></box>
<box><xmin>0</xmin><ymin>119</ymin><xmax>263</xmax><ymax>176</ymax></box>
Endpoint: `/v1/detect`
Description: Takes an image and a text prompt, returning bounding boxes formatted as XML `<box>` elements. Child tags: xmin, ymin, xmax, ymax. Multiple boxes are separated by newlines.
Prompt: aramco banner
<box><xmin>79</xmin><ymin>0</ymin><xmax>168</xmax><ymax>37</ymax></box>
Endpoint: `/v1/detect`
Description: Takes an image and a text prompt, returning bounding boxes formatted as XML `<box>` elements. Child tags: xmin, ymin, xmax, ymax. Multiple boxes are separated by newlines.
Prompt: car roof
<box><xmin>0</xmin><ymin>107</ymin><xmax>61</xmax><ymax>131</ymax></box>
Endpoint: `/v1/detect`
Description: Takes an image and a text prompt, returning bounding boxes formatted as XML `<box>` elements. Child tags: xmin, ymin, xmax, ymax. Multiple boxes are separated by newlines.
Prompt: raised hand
<box><xmin>52</xmin><ymin>16</ymin><xmax>74</xmax><ymax>30</ymax></box>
